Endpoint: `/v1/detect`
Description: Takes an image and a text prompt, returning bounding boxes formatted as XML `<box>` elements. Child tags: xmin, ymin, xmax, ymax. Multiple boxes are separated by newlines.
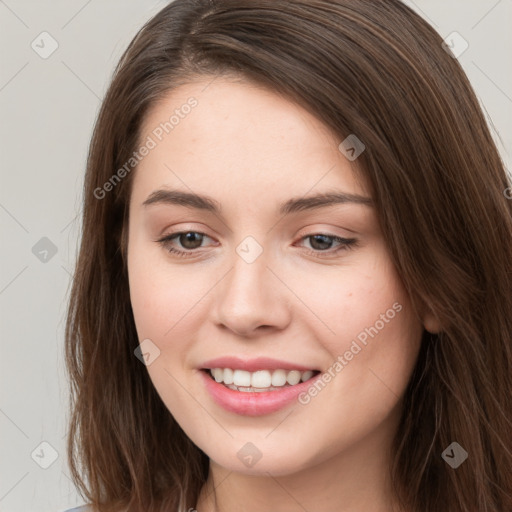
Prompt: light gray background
<box><xmin>0</xmin><ymin>1</ymin><xmax>511</xmax><ymax>511</ymax></box>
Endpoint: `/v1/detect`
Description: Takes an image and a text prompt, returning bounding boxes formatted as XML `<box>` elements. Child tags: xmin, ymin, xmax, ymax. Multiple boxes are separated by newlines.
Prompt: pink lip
<box><xmin>199</xmin><ymin>369</ymin><xmax>321</xmax><ymax>416</ymax></box>
<box><xmin>200</xmin><ymin>356</ymin><xmax>317</xmax><ymax>372</ymax></box>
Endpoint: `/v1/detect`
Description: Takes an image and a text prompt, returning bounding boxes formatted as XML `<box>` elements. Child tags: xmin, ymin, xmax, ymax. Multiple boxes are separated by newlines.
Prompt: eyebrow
<box><xmin>143</xmin><ymin>189</ymin><xmax>373</xmax><ymax>215</ymax></box>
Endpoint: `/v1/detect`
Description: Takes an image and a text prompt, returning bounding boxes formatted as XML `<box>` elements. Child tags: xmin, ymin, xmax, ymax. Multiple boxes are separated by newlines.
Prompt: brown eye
<box><xmin>175</xmin><ymin>232</ymin><xmax>204</xmax><ymax>250</ymax></box>
<box><xmin>307</xmin><ymin>234</ymin><xmax>336</xmax><ymax>251</ymax></box>
<box><xmin>156</xmin><ymin>231</ymin><xmax>213</xmax><ymax>258</ymax></box>
<box><xmin>297</xmin><ymin>233</ymin><xmax>358</xmax><ymax>258</ymax></box>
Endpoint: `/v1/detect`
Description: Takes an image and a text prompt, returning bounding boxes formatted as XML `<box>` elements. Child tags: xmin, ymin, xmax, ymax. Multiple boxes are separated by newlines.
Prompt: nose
<box><xmin>212</xmin><ymin>248</ymin><xmax>292</xmax><ymax>338</ymax></box>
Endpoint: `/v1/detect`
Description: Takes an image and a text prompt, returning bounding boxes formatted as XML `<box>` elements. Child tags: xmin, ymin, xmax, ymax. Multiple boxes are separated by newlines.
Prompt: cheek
<box><xmin>285</xmin><ymin>253</ymin><xmax>422</xmax><ymax>462</ymax></box>
<box><xmin>127</xmin><ymin>237</ymin><xmax>208</xmax><ymax>342</ymax></box>
<box><xmin>298</xmin><ymin>247</ymin><xmax>422</xmax><ymax>400</ymax></box>
<box><xmin>295</xmin><ymin>248</ymin><xmax>412</xmax><ymax>351</ymax></box>
<box><xmin>127</xmin><ymin>245</ymin><xmax>211</xmax><ymax>427</ymax></box>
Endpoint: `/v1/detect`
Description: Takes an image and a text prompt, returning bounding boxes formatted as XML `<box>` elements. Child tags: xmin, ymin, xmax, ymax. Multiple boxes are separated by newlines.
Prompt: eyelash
<box><xmin>155</xmin><ymin>231</ymin><xmax>358</xmax><ymax>259</ymax></box>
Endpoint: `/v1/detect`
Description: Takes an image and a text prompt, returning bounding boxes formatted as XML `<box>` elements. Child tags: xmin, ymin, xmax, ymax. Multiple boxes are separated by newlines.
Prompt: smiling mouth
<box><xmin>202</xmin><ymin>368</ymin><xmax>321</xmax><ymax>392</ymax></box>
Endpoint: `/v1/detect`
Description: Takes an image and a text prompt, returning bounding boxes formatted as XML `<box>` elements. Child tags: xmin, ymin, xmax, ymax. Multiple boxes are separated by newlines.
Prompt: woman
<box><xmin>64</xmin><ymin>1</ymin><xmax>512</xmax><ymax>511</ymax></box>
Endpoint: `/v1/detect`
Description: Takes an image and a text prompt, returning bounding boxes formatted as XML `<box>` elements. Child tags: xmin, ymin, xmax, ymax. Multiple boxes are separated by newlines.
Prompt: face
<box><xmin>127</xmin><ymin>77</ymin><xmax>427</xmax><ymax>476</ymax></box>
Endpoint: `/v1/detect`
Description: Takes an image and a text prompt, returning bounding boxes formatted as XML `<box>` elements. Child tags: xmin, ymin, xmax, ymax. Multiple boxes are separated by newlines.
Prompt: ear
<box><xmin>422</xmin><ymin>309</ymin><xmax>441</xmax><ymax>334</ymax></box>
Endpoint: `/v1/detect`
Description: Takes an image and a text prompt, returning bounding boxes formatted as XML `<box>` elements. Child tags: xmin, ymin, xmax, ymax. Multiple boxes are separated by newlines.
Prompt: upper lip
<box><xmin>200</xmin><ymin>356</ymin><xmax>318</xmax><ymax>372</ymax></box>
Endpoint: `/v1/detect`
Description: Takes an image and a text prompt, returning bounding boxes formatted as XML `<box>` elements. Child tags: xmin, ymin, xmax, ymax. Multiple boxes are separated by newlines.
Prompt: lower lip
<box><xmin>199</xmin><ymin>370</ymin><xmax>320</xmax><ymax>416</ymax></box>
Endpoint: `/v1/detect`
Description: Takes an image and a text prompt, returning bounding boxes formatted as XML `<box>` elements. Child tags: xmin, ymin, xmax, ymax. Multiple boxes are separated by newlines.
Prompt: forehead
<box><xmin>133</xmin><ymin>78</ymin><xmax>369</xmax><ymax>207</ymax></box>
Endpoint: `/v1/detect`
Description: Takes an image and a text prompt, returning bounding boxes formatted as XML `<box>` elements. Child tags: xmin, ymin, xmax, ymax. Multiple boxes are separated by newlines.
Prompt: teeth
<box><xmin>301</xmin><ymin>370</ymin><xmax>314</xmax><ymax>382</ymax></box>
<box><xmin>252</xmin><ymin>370</ymin><xmax>272</xmax><ymax>388</ymax></box>
<box><xmin>208</xmin><ymin>368</ymin><xmax>317</xmax><ymax>390</ymax></box>
<box><xmin>232</xmin><ymin>369</ymin><xmax>251</xmax><ymax>387</ymax></box>
<box><xmin>287</xmin><ymin>370</ymin><xmax>301</xmax><ymax>385</ymax></box>
<box><xmin>223</xmin><ymin>368</ymin><xmax>234</xmax><ymax>385</ymax></box>
<box><xmin>225</xmin><ymin>384</ymin><xmax>286</xmax><ymax>392</ymax></box>
<box><xmin>271</xmin><ymin>369</ymin><xmax>287</xmax><ymax>386</ymax></box>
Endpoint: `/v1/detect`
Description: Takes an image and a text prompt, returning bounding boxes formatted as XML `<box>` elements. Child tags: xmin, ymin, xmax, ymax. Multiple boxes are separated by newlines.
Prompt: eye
<box><xmin>156</xmin><ymin>231</ymin><xmax>358</xmax><ymax>259</ymax></box>
<box><xmin>156</xmin><ymin>231</ymin><xmax>213</xmax><ymax>258</ymax></box>
<box><xmin>296</xmin><ymin>233</ymin><xmax>358</xmax><ymax>258</ymax></box>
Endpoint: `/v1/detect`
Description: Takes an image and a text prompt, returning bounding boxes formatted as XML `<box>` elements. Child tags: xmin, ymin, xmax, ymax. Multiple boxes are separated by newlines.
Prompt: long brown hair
<box><xmin>65</xmin><ymin>1</ymin><xmax>512</xmax><ymax>510</ymax></box>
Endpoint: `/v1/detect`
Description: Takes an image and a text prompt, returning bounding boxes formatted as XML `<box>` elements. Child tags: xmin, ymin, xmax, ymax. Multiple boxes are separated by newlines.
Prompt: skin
<box><xmin>127</xmin><ymin>76</ymin><xmax>440</xmax><ymax>512</ymax></box>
